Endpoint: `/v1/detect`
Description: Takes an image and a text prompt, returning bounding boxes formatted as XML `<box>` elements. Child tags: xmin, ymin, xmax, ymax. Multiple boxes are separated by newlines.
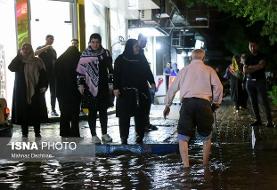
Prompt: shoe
<box><xmin>149</xmin><ymin>124</ymin><xmax>158</xmax><ymax>131</ymax></box>
<box><xmin>51</xmin><ymin>111</ymin><xmax>59</xmax><ymax>116</ymax></box>
<box><xmin>121</xmin><ymin>138</ymin><xmax>128</xmax><ymax>145</ymax></box>
<box><xmin>91</xmin><ymin>135</ymin><xmax>101</xmax><ymax>144</ymax></box>
<box><xmin>145</xmin><ymin>124</ymin><xmax>158</xmax><ymax>132</ymax></box>
<box><xmin>136</xmin><ymin>136</ymin><xmax>143</xmax><ymax>144</ymax></box>
<box><xmin>102</xmin><ymin>134</ymin><xmax>113</xmax><ymax>143</ymax></box>
<box><xmin>250</xmin><ymin>120</ymin><xmax>262</xmax><ymax>127</ymax></box>
<box><xmin>265</xmin><ymin>122</ymin><xmax>275</xmax><ymax>128</ymax></box>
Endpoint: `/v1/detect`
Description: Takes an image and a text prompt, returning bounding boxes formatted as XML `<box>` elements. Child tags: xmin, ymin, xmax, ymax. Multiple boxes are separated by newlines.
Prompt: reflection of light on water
<box><xmin>1</xmin><ymin>143</ymin><xmax>277</xmax><ymax>189</ymax></box>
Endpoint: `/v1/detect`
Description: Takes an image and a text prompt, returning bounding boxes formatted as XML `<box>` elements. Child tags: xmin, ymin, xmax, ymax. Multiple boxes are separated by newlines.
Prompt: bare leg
<box><xmin>179</xmin><ymin>140</ymin><xmax>189</xmax><ymax>168</ymax></box>
<box><xmin>203</xmin><ymin>138</ymin><xmax>211</xmax><ymax>166</ymax></box>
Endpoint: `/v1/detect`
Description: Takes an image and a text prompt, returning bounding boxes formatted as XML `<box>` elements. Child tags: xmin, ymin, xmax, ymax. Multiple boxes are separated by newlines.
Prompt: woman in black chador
<box><xmin>113</xmin><ymin>39</ymin><xmax>155</xmax><ymax>144</ymax></box>
<box><xmin>56</xmin><ymin>44</ymin><xmax>81</xmax><ymax>137</ymax></box>
<box><xmin>9</xmin><ymin>43</ymin><xmax>48</xmax><ymax>137</ymax></box>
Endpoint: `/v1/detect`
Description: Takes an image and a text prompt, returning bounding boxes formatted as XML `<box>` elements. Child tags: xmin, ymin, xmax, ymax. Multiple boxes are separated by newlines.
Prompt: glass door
<box><xmin>30</xmin><ymin>0</ymin><xmax>73</xmax><ymax>56</ymax></box>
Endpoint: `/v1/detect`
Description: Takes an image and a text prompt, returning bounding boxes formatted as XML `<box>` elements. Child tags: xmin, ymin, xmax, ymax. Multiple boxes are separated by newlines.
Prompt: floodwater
<box><xmin>0</xmin><ymin>143</ymin><xmax>277</xmax><ymax>189</ymax></box>
<box><xmin>1</xmin><ymin>103</ymin><xmax>277</xmax><ymax>189</ymax></box>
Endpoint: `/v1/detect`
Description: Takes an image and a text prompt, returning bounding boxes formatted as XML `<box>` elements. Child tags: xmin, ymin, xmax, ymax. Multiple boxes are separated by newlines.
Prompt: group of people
<box><xmin>9</xmin><ymin>33</ymin><xmax>156</xmax><ymax>144</ymax></box>
<box><xmin>224</xmin><ymin>40</ymin><xmax>274</xmax><ymax>128</ymax></box>
<box><xmin>8</xmin><ymin>34</ymin><xmax>274</xmax><ymax>169</ymax></box>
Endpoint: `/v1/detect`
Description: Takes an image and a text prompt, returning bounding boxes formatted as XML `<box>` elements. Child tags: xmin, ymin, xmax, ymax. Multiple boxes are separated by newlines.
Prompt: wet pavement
<box><xmin>9</xmin><ymin>97</ymin><xmax>277</xmax><ymax>146</ymax></box>
<box><xmin>2</xmin><ymin>97</ymin><xmax>277</xmax><ymax>189</ymax></box>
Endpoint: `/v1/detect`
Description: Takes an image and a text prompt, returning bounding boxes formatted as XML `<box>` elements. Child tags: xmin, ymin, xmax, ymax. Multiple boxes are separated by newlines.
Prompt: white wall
<box><xmin>84</xmin><ymin>0</ymin><xmax>107</xmax><ymax>48</ymax></box>
<box><xmin>0</xmin><ymin>0</ymin><xmax>17</xmax><ymax>108</ymax></box>
<box><xmin>110</xmin><ymin>8</ymin><xmax>127</xmax><ymax>60</ymax></box>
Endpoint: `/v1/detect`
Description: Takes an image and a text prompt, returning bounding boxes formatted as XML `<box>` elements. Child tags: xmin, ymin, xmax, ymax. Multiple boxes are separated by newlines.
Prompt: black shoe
<box><xmin>121</xmin><ymin>138</ymin><xmax>128</xmax><ymax>145</ymax></box>
<box><xmin>265</xmin><ymin>122</ymin><xmax>275</xmax><ymax>128</ymax></box>
<box><xmin>51</xmin><ymin>111</ymin><xmax>59</xmax><ymax>116</ymax></box>
<box><xmin>136</xmin><ymin>136</ymin><xmax>143</xmax><ymax>144</ymax></box>
<box><xmin>145</xmin><ymin>124</ymin><xmax>158</xmax><ymax>132</ymax></box>
<box><xmin>250</xmin><ymin>120</ymin><xmax>262</xmax><ymax>127</ymax></box>
<box><xmin>149</xmin><ymin>124</ymin><xmax>158</xmax><ymax>131</ymax></box>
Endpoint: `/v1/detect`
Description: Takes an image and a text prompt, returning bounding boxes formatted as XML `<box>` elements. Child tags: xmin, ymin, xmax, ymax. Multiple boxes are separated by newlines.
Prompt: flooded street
<box><xmin>1</xmin><ymin>99</ymin><xmax>277</xmax><ymax>189</ymax></box>
<box><xmin>1</xmin><ymin>145</ymin><xmax>277</xmax><ymax>189</ymax></box>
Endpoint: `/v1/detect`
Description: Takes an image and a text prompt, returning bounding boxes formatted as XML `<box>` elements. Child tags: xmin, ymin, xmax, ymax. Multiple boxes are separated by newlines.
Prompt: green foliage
<box><xmin>182</xmin><ymin>0</ymin><xmax>277</xmax><ymax>44</ymax></box>
<box><xmin>268</xmin><ymin>85</ymin><xmax>277</xmax><ymax>105</ymax></box>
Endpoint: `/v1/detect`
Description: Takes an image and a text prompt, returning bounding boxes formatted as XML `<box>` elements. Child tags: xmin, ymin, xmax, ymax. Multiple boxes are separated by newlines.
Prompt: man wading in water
<box><xmin>163</xmin><ymin>49</ymin><xmax>223</xmax><ymax>168</ymax></box>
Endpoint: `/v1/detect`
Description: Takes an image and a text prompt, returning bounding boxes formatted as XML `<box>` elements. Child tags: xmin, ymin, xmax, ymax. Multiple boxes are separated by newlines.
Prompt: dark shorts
<box><xmin>177</xmin><ymin>98</ymin><xmax>214</xmax><ymax>141</ymax></box>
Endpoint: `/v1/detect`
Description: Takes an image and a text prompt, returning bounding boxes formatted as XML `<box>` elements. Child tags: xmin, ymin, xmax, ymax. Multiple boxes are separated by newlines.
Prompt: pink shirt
<box><xmin>165</xmin><ymin>59</ymin><xmax>223</xmax><ymax>106</ymax></box>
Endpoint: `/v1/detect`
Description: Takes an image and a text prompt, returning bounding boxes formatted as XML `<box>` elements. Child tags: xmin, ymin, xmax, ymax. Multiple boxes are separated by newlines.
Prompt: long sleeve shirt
<box><xmin>164</xmin><ymin>59</ymin><xmax>223</xmax><ymax>106</ymax></box>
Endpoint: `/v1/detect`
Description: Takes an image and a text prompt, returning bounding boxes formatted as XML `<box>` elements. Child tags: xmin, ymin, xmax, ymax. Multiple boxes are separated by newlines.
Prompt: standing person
<box><xmin>9</xmin><ymin>43</ymin><xmax>48</xmax><ymax>137</ymax></box>
<box><xmin>240</xmin><ymin>53</ymin><xmax>248</xmax><ymax>108</ymax></box>
<box><xmin>76</xmin><ymin>33</ymin><xmax>113</xmax><ymax>143</ymax></box>
<box><xmin>164</xmin><ymin>62</ymin><xmax>171</xmax><ymax>91</ymax></box>
<box><xmin>163</xmin><ymin>49</ymin><xmax>223</xmax><ymax>168</ymax></box>
<box><xmin>71</xmin><ymin>38</ymin><xmax>79</xmax><ymax>48</ymax></box>
<box><xmin>35</xmin><ymin>34</ymin><xmax>58</xmax><ymax>116</ymax></box>
<box><xmin>56</xmin><ymin>39</ymin><xmax>81</xmax><ymax>137</ymax></box>
<box><xmin>113</xmin><ymin>39</ymin><xmax>155</xmax><ymax>144</ymax></box>
<box><xmin>170</xmin><ymin>63</ymin><xmax>179</xmax><ymax>76</ymax></box>
<box><xmin>137</xmin><ymin>33</ymin><xmax>157</xmax><ymax>132</ymax></box>
<box><xmin>226</xmin><ymin>55</ymin><xmax>246</xmax><ymax>111</ymax></box>
<box><xmin>243</xmin><ymin>40</ymin><xmax>274</xmax><ymax>128</ymax></box>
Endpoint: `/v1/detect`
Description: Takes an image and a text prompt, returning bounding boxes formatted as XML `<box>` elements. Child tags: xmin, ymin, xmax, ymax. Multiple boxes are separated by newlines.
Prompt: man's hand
<box><xmin>163</xmin><ymin>106</ymin><xmax>170</xmax><ymax>119</ymax></box>
<box><xmin>211</xmin><ymin>103</ymin><xmax>220</xmax><ymax>112</ymax></box>
<box><xmin>78</xmin><ymin>85</ymin><xmax>85</xmax><ymax>95</ymax></box>
<box><xmin>113</xmin><ymin>89</ymin><xmax>120</xmax><ymax>97</ymax></box>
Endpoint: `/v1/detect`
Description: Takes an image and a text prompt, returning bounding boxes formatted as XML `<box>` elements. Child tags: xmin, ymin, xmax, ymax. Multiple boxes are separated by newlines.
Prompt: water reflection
<box><xmin>1</xmin><ymin>144</ymin><xmax>277</xmax><ymax>189</ymax></box>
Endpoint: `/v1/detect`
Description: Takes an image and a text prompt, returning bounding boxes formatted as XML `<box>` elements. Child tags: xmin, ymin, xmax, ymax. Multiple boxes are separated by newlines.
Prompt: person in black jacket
<box><xmin>9</xmin><ymin>43</ymin><xmax>48</xmax><ymax>137</ymax></box>
<box><xmin>35</xmin><ymin>34</ymin><xmax>58</xmax><ymax>116</ymax></box>
<box><xmin>113</xmin><ymin>39</ymin><xmax>155</xmax><ymax>144</ymax></box>
<box><xmin>137</xmin><ymin>34</ymin><xmax>157</xmax><ymax>132</ymax></box>
<box><xmin>56</xmin><ymin>40</ymin><xmax>81</xmax><ymax>137</ymax></box>
<box><xmin>243</xmin><ymin>40</ymin><xmax>274</xmax><ymax>128</ymax></box>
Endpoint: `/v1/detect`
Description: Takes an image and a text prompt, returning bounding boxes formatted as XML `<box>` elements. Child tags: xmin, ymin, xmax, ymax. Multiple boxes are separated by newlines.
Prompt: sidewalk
<box><xmin>10</xmin><ymin>105</ymin><xmax>179</xmax><ymax>144</ymax></box>
<box><xmin>9</xmin><ymin>97</ymin><xmax>277</xmax><ymax>145</ymax></box>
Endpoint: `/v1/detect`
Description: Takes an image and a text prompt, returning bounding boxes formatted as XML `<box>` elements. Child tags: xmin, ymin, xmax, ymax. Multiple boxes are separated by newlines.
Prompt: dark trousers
<box><xmin>230</xmin><ymin>77</ymin><xmax>248</xmax><ymax>108</ymax></box>
<box><xmin>87</xmin><ymin>105</ymin><xmax>108</xmax><ymax>136</ymax></box>
<box><xmin>145</xmin><ymin>89</ymin><xmax>154</xmax><ymax>128</ymax></box>
<box><xmin>119</xmin><ymin>106</ymin><xmax>147</xmax><ymax>142</ymax></box>
<box><xmin>58</xmin><ymin>99</ymin><xmax>80</xmax><ymax>137</ymax></box>
<box><xmin>22</xmin><ymin>124</ymin><xmax>40</xmax><ymax>136</ymax></box>
<box><xmin>49</xmin><ymin>76</ymin><xmax>57</xmax><ymax>111</ymax></box>
<box><xmin>246</xmin><ymin>79</ymin><xmax>272</xmax><ymax>122</ymax></box>
<box><xmin>178</xmin><ymin>98</ymin><xmax>213</xmax><ymax>137</ymax></box>
<box><xmin>21</xmin><ymin>103</ymin><xmax>41</xmax><ymax>136</ymax></box>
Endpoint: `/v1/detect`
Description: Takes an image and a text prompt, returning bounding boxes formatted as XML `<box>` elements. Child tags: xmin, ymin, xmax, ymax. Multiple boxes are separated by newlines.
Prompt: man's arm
<box><xmin>211</xmin><ymin>69</ymin><xmax>223</xmax><ymax>105</ymax></box>
<box><xmin>34</xmin><ymin>45</ymin><xmax>52</xmax><ymax>56</ymax></box>
<box><xmin>163</xmin><ymin>70</ymin><xmax>183</xmax><ymax>118</ymax></box>
<box><xmin>243</xmin><ymin>59</ymin><xmax>266</xmax><ymax>74</ymax></box>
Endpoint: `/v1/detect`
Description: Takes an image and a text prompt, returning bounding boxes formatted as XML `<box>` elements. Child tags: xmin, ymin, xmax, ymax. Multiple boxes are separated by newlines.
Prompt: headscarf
<box><xmin>122</xmin><ymin>39</ymin><xmax>140</xmax><ymax>60</ymax></box>
<box><xmin>231</xmin><ymin>55</ymin><xmax>239</xmax><ymax>72</ymax></box>
<box><xmin>76</xmin><ymin>46</ymin><xmax>106</xmax><ymax>97</ymax></box>
<box><xmin>21</xmin><ymin>43</ymin><xmax>45</xmax><ymax>104</ymax></box>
